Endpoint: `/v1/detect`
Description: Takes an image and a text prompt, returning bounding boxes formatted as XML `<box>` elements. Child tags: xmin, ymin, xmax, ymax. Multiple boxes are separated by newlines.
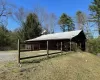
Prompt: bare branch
<box><xmin>0</xmin><ymin>0</ymin><xmax>13</xmax><ymax>26</ymax></box>
<box><xmin>11</xmin><ymin>7</ymin><xmax>29</xmax><ymax>26</ymax></box>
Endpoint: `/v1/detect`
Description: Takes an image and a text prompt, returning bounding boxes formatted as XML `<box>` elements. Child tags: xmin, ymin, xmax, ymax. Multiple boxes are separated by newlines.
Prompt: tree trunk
<box><xmin>98</xmin><ymin>17</ymin><xmax>100</xmax><ymax>35</ymax></box>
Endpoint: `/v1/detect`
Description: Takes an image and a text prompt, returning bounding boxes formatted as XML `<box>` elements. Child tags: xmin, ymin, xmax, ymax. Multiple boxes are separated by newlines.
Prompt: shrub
<box><xmin>86</xmin><ymin>37</ymin><xmax>100</xmax><ymax>55</ymax></box>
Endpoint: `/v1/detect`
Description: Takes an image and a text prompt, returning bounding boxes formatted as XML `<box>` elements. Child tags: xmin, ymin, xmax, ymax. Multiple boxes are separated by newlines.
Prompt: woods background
<box><xmin>0</xmin><ymin>0</ymin><xmax>100</xmax><ymax>54</ymax></box>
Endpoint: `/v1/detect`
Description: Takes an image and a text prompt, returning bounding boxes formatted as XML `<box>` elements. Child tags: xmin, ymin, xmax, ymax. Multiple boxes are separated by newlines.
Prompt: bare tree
<box><xmin>0</xmin><ymin>0</ymin><xmax>13</xmax><ymax>26</ymax></box>
<box><xmin>11</xmin><ymin>7</ymin><xmax>29</xmax><ymax>41</ymax></box>
<box><xmin>11</xmin><ymin>7</ymin><xmax>29</xmax><ymax>26</ymax></box>
<box><xmin>76</xmin><ymin>11</ymin><xmax>93</xmax><ymax>38</ymax></box>
<box><xmin>76</xmin><ymin>11</ymin><xmax>86</xmax><ymax>30</ymax></box>
<box><xmin>49</xmin><ymin>13</ymin><xmax>57</xmax><ymax>33</ymax></box>
<box><xmin>34</xmin><ymin>5</ymin><xmax>50</xmax><ymax>34</ymax></box>
<box><xmin>34</xmin><ymin>5</ymin><xmax>57</xmax><ymax>34</ymax></box>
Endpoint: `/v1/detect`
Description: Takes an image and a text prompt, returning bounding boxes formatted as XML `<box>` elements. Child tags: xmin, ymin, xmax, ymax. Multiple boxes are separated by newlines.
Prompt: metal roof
<box><xmin>26</xmin><ymin>30</ymin><xmax>83</xmax><ymax>42</ymax></box>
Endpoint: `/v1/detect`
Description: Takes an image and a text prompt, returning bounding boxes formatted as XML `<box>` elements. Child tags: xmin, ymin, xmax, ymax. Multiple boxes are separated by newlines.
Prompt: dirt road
<box><xmin>0</xmin><ymin>52</ymin><xmax>17</xmax><ymax>62</ymax></box>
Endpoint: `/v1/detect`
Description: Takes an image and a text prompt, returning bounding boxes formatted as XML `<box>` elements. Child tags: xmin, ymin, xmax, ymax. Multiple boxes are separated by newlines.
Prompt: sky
<box><xmin>7</xmin><ymin>0</ymin><xmax>92</xmax><ymax>32</ymax></box>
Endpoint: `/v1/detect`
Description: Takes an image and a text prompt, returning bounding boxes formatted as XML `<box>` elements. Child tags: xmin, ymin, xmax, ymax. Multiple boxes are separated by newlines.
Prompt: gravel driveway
<box><xmin>0</xmin><ymin>52</ymin><xmax>17</xmax><ymax>62</ymax></box>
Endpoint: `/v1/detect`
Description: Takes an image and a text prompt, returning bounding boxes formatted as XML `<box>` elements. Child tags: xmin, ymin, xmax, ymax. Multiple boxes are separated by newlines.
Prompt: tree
<box><xmin>12</xmin><ymin>7</ymin><xmax>28</xmax><ymax>27</ymax></box>
<box><xmin>34</xmin><ymin>5</ymin><xmax>51</xmax><ymax>34</ymax></box>
<box><xmin>34</xmin><ymin>6</ymin><xmax>48</xmax><ymax>28</ymax></box>
<box><xmin>0</xmin><ymin>0</ymin><xmax>13</xmax><ymax>27</ymax></box>
<box><xmin>76</xmin><ymin>11</ymin><xmax>86</xmax><ymax>30</ymax></box>
<box><xmin>89</xmin><ymin>0</ymin><xmax>100</xmax><ymax>35</ymax></box>
<box><xmin>21</xmin><ymin>13</ymin><xmax>42</xmax><ymax>40</ymax></box>
<box><xmin>11</xmin><ymin>7</ymin><xmax>30</xmax><ymax>41</ymax></box>
<box><xmin>58</xmin><ymin>13</ymin><xmax>75</xmax><ymax>32</ymax></box>
<box><xmin>76</xmin><ymin>11</ymin><xmax>93</xmax><ymax>38</ymax></box>
<box><xmin>0</xmin><ymin>26</ymin><xmax>11</xmax><ymax>50</ymax></box>
<box><xmin>9</xmin><ymin>30</ymin><xmax>20</xmax><ymax>49</ymax></box>
<box><xmin>49</xmin><ymin>13</ymin><xmax>57</xmax><ymax>33</ymax></box>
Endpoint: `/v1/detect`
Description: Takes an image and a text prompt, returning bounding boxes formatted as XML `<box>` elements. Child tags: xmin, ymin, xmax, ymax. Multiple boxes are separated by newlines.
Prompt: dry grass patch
<box><xmin>0</xmin><ymin>52</ymin><xmax>100</xmax><ymax>80</ymax></box>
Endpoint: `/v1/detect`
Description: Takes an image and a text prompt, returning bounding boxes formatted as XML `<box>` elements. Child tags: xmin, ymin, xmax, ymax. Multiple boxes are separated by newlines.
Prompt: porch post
<box><xmin>76</xmin><ymin>42</ymin><xmax>77</xmax><ymax>51</ymax></box>
<box><xmin>84</xmin><ymin>40</ymin><xmax>86</xmax><ymax>51</ymax></box>
<box><xmin>70</xmin><ymin>39</ymin><xmax>71</xmax><ymax>51</ymax></box>
<box><xmin>61</xmin><ymin>41</ymin><xmax>62</xmax><ymax>53</ymax></box>
<box><xmin>31</xmin><ymin>44</ymin><xmax>33</xmax><ymax>51</ymax></box>
<box><xmin>47</xmin><ymin>41</ymin><xmax>49</xmax><ymax>58</ymax></box>
<box><xmin>39</xmin><ymin>43</ymin><xmax>40</xmax><ymax>50</ymax></box>
<box><xmin>57</xmin><ymin>42</ymin><xmax>58</xmax><ymax>50</ymax></box>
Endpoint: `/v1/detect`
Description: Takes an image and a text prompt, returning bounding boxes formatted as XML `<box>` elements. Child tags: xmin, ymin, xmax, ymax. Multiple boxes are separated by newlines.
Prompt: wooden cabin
<box><xmin>25</xmin><ymin>30</ymin><xmax>86</xmax><ymax>51</ymax></box>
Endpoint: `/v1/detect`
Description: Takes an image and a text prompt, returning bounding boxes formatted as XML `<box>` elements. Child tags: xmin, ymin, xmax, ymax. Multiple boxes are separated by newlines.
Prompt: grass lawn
<box><xmin>0</xmin><ymin>52</ymin><xmax>100</xmax><ymax>80</ymax></box>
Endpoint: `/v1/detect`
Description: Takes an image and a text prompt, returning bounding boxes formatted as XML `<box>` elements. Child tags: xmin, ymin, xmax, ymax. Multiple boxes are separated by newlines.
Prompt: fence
<box><xmin>17</xmin><ymin>39</ymin><xmax>80</xmax><ymax>63</ymax></box>
<box><xmin>17</xmin><ymin>39</ymin><xmax>63</xmax><ymax>63</ymax></box>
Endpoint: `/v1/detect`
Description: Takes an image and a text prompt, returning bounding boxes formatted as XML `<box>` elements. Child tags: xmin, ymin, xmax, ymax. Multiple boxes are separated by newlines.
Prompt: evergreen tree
<box><xmin>58</xmin><ymin>13</ymin><xmax>75</xmax><ymax>32</ymax></box>
<box><xmin>0</xmin><ymin>26</ymin><xmax>11</xmax><ymax>50</ymax></box>
<box><xmin>89</xmin><ymin>0</ymin><xmax>100</xmax><ymax>35</ymax></box>
<box><xmin>22</xmin><ymin>13</ymin><xmax>42</xmax><ymax>40</ymax></box>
